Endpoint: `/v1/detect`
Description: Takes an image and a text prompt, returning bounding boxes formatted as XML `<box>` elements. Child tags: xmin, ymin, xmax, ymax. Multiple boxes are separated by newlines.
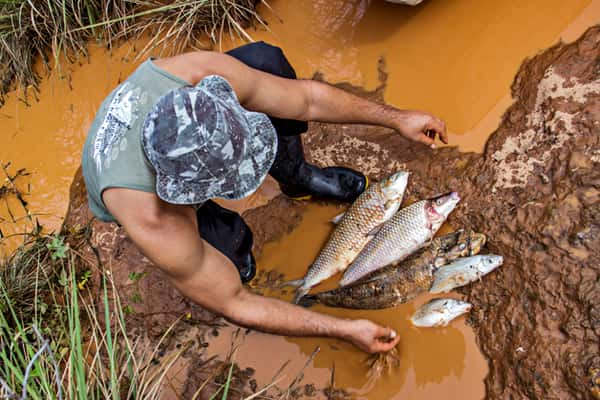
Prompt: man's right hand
<box><xmin>344</xmin><ymin>319</ymin><xmax>400</xmax><ymax>353</ymax></box>
<box><xmin>105</xmin><ymin>188</ymin><xmax>401</xmax><ymax>355</ymax></box>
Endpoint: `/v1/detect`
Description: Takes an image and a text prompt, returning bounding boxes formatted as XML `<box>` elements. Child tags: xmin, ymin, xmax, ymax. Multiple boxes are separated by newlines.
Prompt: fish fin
<box><xmin>330</xmin><ymin>212</ymin><xmax>345</xmax><ymax>224</ymax></box>
<box><xmin>292</xmin><ymin>287</ymin><xmax>310</xmax><ymax>304</ymax></box>
<box><xmin>280</xmin><ymin>278</ymin><xmax>305</xmax><ymax>289</ymax></box>
<box><xmin>297</xmin><ymin>295</ymin><xmax>318</xmax><ymax>308</ymax></box>
<box><xmin>366</xmin><ymin>223</ymin><xmax>383</xmax><ymax>238</ymax></box>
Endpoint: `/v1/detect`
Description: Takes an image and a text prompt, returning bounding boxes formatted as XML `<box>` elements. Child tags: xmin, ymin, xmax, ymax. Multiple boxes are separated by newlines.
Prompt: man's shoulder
<box><xmin>102</xmin><ymin>187</ymin><xmax>195</xmax><ymax>227</ymax></box>
<box><xmin>154</xmin><ymin>50</ymin><xmax>238</xmax><ymax>86</ymax></box>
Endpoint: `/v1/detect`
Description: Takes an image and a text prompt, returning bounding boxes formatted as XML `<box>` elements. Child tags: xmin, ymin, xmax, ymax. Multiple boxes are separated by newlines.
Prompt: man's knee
<box><xmin>227</xmin><ymin>41</ymin><xmax>296</xmax><ymax>79</ymax></box>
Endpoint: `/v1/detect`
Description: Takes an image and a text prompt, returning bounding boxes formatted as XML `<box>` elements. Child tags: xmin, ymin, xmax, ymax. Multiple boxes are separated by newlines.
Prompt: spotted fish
<box><xmin>285</xmin><ymin>171</ymin><xmax>410</xmax><ymax>303</ymax></box>
<box><xmin>340</xmin><ymin>192</ymin><xmax>460</xmax><ymax>286</ymax></box>
<box><xmin>298</xmin><ymin>230</ymin><xmax>485</xmax><ymax>309</ymax></box>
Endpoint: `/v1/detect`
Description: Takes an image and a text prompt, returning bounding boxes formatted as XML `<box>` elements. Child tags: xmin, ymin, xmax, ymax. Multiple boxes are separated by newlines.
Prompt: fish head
<box><xmin>412</xmin><ymin>298</ymin><xmax>472</xmax><ymax>326</ymax></box>
<box><xmin>379</xmin><ymin>170</ymin><xmax>409</xmax><ymax>216</ymax></box>
<box><xmin>445</xmin><ymin>231</ymin><xmax>487</xmax><ymax>260</ymax></box>
<box><xmin>477</xmin><ymin>254</ymin><xmax>504</xmax><ymax>274</ymax></box>
<box><xmin>447</xmin><ymin>299</ymin><xmax>473</xmax><ymax>315</ymax></box>
<box><xmin>467</xmin><ymin>233</ymin><xmax>487</xmax><ymax>255</ymax></box>
<box><xmin>428</xmin><ymin>298</ymin><xmax>472</xmax><ymax>316</ymax></box>
<box><xmin>434</xmin><ymin>229</ymin><xmax>464</xmax><ymax>252</ymax></box>
<box><xmin>379</xmin><ymin>171</ymin><xmax>409</xmax><ymax>202</ymax></box>
<box><xmin>429</xmin><ymin>192</ymin><xmax>460</xmax><ymax>219</ymax></box>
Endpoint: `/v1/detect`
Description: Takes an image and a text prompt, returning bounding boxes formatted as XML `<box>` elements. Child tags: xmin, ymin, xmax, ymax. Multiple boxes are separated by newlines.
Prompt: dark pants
<box><xmin>196</xmin><ymin>41</ymin><xmax>311</xmax><ymax>283</ymax></box>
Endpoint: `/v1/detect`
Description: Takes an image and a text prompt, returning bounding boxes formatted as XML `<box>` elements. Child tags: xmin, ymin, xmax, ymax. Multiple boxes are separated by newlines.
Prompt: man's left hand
<box><xmin>394</xmin><ymin>110</ymin><xmax>448</xmax><ymax>148</ymax></box>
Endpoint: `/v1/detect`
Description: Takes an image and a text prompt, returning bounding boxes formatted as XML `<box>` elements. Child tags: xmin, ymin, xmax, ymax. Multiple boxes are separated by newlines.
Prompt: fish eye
<box><xmin>487</xmin><ymin>258</ymin><xmax>493</xmax><ymax>263</ymax></box>
<box><xmin>459</xmin><ymin>243</ymin><xmax>466</xmax><ymax>250</ymax></box>
<box><xmin>436</xmin><ymin>198</ymin><xmax>443</xmax><ymax>206</ymax></box>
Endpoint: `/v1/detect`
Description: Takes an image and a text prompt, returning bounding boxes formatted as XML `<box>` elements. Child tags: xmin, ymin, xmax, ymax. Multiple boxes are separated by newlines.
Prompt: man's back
<box><xmin>82</xmin><ymin>59</ymin><xmax>190</xmax><ymax>222</ymax></box>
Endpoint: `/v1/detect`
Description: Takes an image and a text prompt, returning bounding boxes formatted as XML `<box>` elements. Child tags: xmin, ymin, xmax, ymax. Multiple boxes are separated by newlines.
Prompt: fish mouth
<box><xmin>444</xmin><ymin>231</ymin><xmax>487</xmax><ymax>260</ymax></box>
<box><xmin>466</xmin><ymin>232</ymin><xmax>487</xmax><ymax>256</ymax></box>
<box><xmin>433</xmin><ymin>192</ymin><xmax>461</xmax><ymax>220</ymax></box>
<box><xmin>480</xmin><ymin>255</ymin><xmax>504</xmax><ymax>273</ymax></box>
<box><xmin>425</xmin><ymin>201</ymin><xmax>444</xmax><ymax>223</ymax></box>
<box><xmin>431</xmin><ymin>191</ymin><xmax>460</xmax><ymax>202</ymax></box>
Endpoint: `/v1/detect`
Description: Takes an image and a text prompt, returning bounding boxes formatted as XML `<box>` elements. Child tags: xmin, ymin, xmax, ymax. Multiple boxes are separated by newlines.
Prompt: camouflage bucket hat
<box><xmin>142</xmin><ymin>75</ymin><xmax>278</xmax><ymax>205</ymax></box>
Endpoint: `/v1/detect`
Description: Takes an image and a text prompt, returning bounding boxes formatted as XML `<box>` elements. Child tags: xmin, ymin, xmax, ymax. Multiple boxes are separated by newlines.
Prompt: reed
<box><xmin>0</xmin><ymin>234</ymin><xmax>186</xmax><ymax>399</ymax></box>
<box><xmin>0</xmin><ymin>0</ymin><xmax>267</xmax><ymax>105</ymax></box>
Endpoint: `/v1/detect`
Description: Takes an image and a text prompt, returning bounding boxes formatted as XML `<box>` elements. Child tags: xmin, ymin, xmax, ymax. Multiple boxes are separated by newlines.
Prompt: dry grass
<box><xmin>0</xmin><ymin>0</ymin><xmax>268</xmax><ymax>105</ymax></box>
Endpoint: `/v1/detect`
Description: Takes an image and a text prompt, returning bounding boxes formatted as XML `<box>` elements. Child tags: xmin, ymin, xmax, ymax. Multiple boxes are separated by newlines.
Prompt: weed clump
<box><xmin>0</xmin><ymin>231</ymin><xmax>184</xmax><ymax>399</ymax></box>
<box><xmin>0</xmin><ymin>0</ymin><xmax>267</xmax><ymax>105</ymax></box>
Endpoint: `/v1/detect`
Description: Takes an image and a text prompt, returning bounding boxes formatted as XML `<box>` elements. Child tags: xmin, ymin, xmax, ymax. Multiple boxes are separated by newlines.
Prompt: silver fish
<box><xmin>340</xmin><ymin>192</ymin><xmax>460</xmax><ymax>286</ymax></box>
<box><xmin>429</xmin><ymin>254</ymin><xmax>503</xmax><ymax>294</ymax></box>
<box><xmin>285</xmin><ymin>171</ymin><xmax>410</xmax><ymax>303</ymax></box>
<box><xmin>411</xmin><ymin>298</ymin><xmax>472</xmax><ymax>327</ymax></box>
<box><xmin>297</xmin><ymin>230</ymin><xmax>486</xmax><ymax>310</ymax></box>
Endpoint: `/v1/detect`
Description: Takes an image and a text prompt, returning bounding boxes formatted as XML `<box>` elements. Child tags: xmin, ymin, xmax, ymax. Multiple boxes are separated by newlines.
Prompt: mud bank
<box><xmin>245</xmin><ymin>26</ymin><xmax>600</xmax><ymax>399</ymax></box>
<box><xmin>63</xmin><ymin>26</ymin><xmax>600</xmax><ymax>398</ymax></box>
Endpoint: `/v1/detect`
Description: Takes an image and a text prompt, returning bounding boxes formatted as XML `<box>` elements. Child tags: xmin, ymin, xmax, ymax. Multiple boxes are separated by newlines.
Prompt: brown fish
<box><xmin>299</xmin><ymin>230</ymin><xmax>486</xmax><ymax>309</ymax></box>
<box><xmin>284</xmin><ymin>171</ymin><xmax>409</xmax><ymax>303</ymax></box>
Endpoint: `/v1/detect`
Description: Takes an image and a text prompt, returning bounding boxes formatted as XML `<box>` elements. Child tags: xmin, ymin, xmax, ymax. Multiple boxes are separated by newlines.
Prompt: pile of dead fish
<box><xmin>286</xmin><ymin>170</ymin><xmax>503</xmax><ymax>327</ymax></box>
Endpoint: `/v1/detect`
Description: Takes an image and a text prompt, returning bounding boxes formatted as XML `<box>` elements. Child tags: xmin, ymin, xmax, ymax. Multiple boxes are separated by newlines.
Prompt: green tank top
<box><xmin>81</xmin><ymin>59</ymin><xmax>190</xmax><ymax>222</ymax></box>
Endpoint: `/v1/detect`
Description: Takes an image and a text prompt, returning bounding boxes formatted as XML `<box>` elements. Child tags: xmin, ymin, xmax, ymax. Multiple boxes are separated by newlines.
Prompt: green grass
<box><xmin>0</xmin><ymin>234</ymin><xmax>186</xmax><ymax>399</ymax></box>
<box><xmin>0</xmin><ymin>0</ymin><xmax>267</xmax><ymax>105</ymax></box>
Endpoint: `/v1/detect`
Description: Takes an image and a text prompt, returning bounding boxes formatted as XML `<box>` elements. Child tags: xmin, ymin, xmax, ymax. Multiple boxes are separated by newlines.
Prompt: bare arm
<box><xmin>104</xmin><ymin>189</ymin><xmax>399</xmax><ymax>353</ymax></box>
<box><xmin>156</xmin><ymin>51</ymin><xmax>447</xmax><ymax>148</ymax></box>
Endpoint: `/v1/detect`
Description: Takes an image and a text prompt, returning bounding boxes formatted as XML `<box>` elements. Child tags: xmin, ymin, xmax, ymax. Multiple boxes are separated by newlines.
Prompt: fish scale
<box><xmin>340</xmin><ymin>200</ymin><xmax>436</xmax><ymax>286</ymax></box>
<box><xmin>299</xmin><ymin>230</ymin><xmax>486</xmax><ymax>309</ymax></box>
<box><xmin>306</xmin><ymin>259</ymin><xmax>434</xmax><ymax>309</ymax></box>
<box><xmin>287</xmin><ymin>171</ymin><xmax>409</xmax><ymax>304</ymax></box>
<box><xmin>300</xmin><ymin>187</ymin><xmax>392</xmax><ymax>287</ymax></box>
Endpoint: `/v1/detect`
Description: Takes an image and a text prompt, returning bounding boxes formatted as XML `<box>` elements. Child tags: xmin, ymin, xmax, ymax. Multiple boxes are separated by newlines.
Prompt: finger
<box><xmin>371</xmin><ymin>334</ymin><xmax>401</xmax><ymax>353</ymax></box>
<box><xmin>375</xmin><ymin>326</ymin><xmax>397</xmax><ymax>342</ymax></box>
<box><xmin>425</xmin><ymin>118</ymin><xmax>446</xmax><ymax>144</ymax></box>
<box><xmin>426</xmin><ymin>116</ymin><xmax>445</xmax><ymax>135</ymax></box>
<box><xmin>416</xmin><ymin>132</ymin><xmax>435</xmax><ymax>147</ymax></box>
<box><xmin>437</xmin><ymin>118</ymin><xmax>448</xmax><ymax>144</ymax></box>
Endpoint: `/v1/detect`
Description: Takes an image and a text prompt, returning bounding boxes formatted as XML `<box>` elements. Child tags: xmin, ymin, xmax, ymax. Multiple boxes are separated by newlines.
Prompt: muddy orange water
<box><xmin>0</xmin><ymin>0</ymin><xmax>598</xmax><ymax>396</ymax></box>
<box><xmin>1</xmin><ymin>0</ymin><xmax>597</xmax><ymax>256</ymax></box>
<box><xmin>205</xmin><ymin>203</ymin><xmax>487</xmax><ymax>398</ymax></box>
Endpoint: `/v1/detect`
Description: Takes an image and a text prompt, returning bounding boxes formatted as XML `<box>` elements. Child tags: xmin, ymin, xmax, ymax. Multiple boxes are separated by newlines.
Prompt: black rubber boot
<box><xmin>279</xmin><ymin>165</ymin><xmax>368</xmax><ymax>203</ymax></box>
<box><xmin>226</xmin><ymin>41</ymin><xmax>367</xmax><ymax>202</ymax></box>
<box><xmin>270</xmin><ymin>135</ymin><xmax>368</xmax><ymax>203</ymax></box>
<box><xmin>196</xmin><ymin>200</ymin><xmax>256</xmax><ymax>283</ymax></box>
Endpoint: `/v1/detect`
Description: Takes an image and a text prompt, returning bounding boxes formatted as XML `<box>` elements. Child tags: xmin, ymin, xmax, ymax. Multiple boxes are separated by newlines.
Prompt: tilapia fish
<box><xmin>285</xmin><ymin>171</ymin><xmax>409</xmax><ymax>303</ymax></box>
<box><xmin>299</xmin><ymin>230</ymin><xmax>485</xmax><ymax>309</ymax></box>
<box><xmin>429</xmin><ymin>254</ymin><xmax>503</xmax><ymax>294</ymax></box>
<box><xmin>340</xmin><ymin>192</ymin><xmax>461</xmax><ymax>286</ymax></box>
<box><xmin>411</xmin><ymin>298</ymin><xmax>472</xmax><ymax>327</ymax></box>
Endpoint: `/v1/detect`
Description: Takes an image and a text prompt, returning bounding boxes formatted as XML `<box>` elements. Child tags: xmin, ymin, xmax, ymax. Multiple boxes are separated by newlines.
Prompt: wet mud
<box><xmin>204</xmin><ymin>203</ymin><xmax>488</xmax><ymax>399</ymax></box>
<box><xmin>62</xmin><ymin>24</ymin><xmax>600</xmax><ymax>399</ymax></box>
<box><xmin>2</xmin><ymin>0</ymin><xmax>595</xmax><ymax>255</ymax></box>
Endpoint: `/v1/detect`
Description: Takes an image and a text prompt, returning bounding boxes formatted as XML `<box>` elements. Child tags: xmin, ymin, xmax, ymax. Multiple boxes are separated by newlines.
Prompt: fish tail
<box><xmin>297</xmin><ymin>294</ymin><xmax>318</xmax><ymax>308</ymax></box>
<box><xmin>279</xmin><ymin>278</ymin><xmax>305</xmax><ymax>289</ymax></box>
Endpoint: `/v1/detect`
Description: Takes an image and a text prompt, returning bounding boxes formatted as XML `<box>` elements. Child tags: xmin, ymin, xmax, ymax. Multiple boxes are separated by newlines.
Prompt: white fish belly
<box><xmin>411</xmin><ymin>298</ymin><xmax>472</xmax><ymax>327</ymax></box>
